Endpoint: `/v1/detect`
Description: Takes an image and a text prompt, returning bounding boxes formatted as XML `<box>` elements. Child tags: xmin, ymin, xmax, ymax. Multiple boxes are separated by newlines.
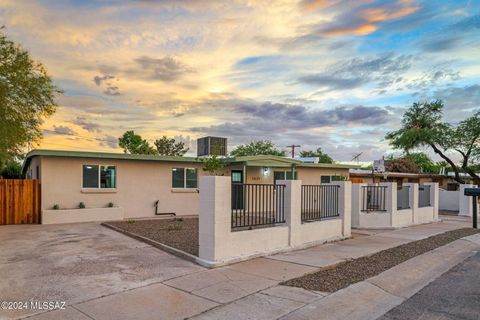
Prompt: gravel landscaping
<box><xmin>105</xmin><ymin>218</ymin><xmax>199</xmax><ymax>256</ymax></box>
<box><xmin>282</xmin><ymin>228</ymin><xmax>480</xmax><ymax>293</ymax></box>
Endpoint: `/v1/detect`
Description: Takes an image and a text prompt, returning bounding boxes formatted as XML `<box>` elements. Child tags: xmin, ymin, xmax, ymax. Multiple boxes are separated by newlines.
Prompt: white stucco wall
<box><xmin>33</xmin><ymin>156</ymin><xmax>207</xmax><ymax>221</ymax></box>
<box><xmin>351</xmin><ymin>182</ymin><xmax>438</xmax><ymax>229</ymax></box>
<box><xmin>198</xmin><ymin>177</ymin><xmax>351</xmax><ymax>267</ymax></box>
<box><xmin>42</xmin><ymin>207</ymin><xmax>124</xmax><ymax>224</ymax></box>
<box><xmin>439</xmin><ymin>190</ymin><xmax>460</xmax><ymax>211</ymax></box>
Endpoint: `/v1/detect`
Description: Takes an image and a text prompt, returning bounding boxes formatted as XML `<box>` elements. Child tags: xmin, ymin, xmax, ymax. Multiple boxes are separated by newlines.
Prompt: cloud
<box><xmin>93</xmin><ymin>75</ymin><xmax>115</xmax><ymax>86</ymax></box>
<box><xmin>52</xmin><ymin>125</ymin><xmax>76</xmax><ymax>135</ymax></box>
<box><xmin>130</xmin><ymin>55</ymin><xmax>193</xmax><ymax>81</ymax></box>
<box><xmin>72</xmin><ymin>116</ymin><xmax>102</xmax><ymax>132</ymax></box>
<box><xmin>298</xmin><ymin>54</ymin><xmax>413</xmax><ymax>90</ymax></box>
<box><xmin>104</xmin><ymin>85</ymin><xmax>121</xmax><ymax>96</ymax></box>
<box><xmin>191</xmin><ymin>101</ymin><xmax>392</xmax><ymax>137</ymax></box>
<box><xmin>310</xmin><ymin>0</ymin><xmax>420</xmax><ymax>36</ymax></box>
<box><xmin>99</xmin><ymin>135</ymin><xmax>118</xmax><ymax>149</ymax></box>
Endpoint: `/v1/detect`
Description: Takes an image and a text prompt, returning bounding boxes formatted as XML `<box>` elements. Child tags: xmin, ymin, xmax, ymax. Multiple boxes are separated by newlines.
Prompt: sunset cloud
<box><xmin>1</xmin><ymin>0</ymin><xmax>478</xmax><ymax>160</ymax></box>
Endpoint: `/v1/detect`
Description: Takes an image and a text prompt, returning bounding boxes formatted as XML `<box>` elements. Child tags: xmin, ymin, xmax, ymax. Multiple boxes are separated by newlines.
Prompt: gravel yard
<box><xmin>105</xmin><ymin>217</ymin><xmax>199</xmax><ymax>256</ymax></box>
<box><xmin>282</xmin><ymin>228</ymin><xmax>480</xmax><ymax>293</ymax></box>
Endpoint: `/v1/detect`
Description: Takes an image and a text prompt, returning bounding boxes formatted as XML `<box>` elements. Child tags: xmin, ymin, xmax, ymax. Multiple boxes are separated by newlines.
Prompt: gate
<box><xmin>0</xmin><ymin>179</ymin><xmax>41</xmax><ymax>225</ymax></box>
<box><xmin>301</xmin><ymin>185</ymin><xmax>340</xmax><ymax>222</ymax></box>
<box><xmin>231</xmin><ymin>183</ymin><xmax>285</xmax><ymax>231</ymax></box>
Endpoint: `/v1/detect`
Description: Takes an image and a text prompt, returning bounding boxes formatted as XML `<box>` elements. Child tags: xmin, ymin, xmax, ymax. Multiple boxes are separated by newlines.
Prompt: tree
<box><xmin>0</xmin><ymin>28</ymin><xmax>58</xmax><ymax>166</ymax></box>
<box><xmin>386</xmin><ymin>100</ymin><xmax>480</xmax><ymax>183</ymax></box>
<box><xmin>0</xmin><ymin>160</ymin><xmax>23</xmax><ymax>179</ymax></box>
<box><xmin>385</xmin><ymin>157</ymin><xmax>419</xmax><ymax>173</ymax></box>
<box><xmin>118</xmin><ymin>131</ymin><xmax>156</xmax><ymax>155</ymax></box>
<box><xmin>403</xmin><ymin>152</ymin><xmax>440</xmax><ymax>174</ymax></box>
<box><xmin>230</xmin><ymin>140</ymin><xmax>285</xmax><ymax>157</ymax></box>
<box><xmin>299</xmin><ymin>147</ymin><xmax>333</xmax><ymax>163</ymax></box>
<box><xmin>154</xmin><ymin>136</ymin><xmax>189</xmax><ymax>156</ymax></box>
<box><xmin>199</xmin><ymin>149</ymin><xmax>225</xmax><ymax>175</ymax></box>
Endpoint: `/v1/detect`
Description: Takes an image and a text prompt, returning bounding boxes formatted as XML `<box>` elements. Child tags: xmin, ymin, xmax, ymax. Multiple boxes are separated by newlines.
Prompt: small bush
<box><xmin>126</xmin><ymin>219</ymin><xmax>136</xmax><ymax>224</ymax></box>
<box><xmin>78</xmin><ymin>202</ymin><xmax>86</xmax><ymax>209</ymax></box>
<box><xmin>107</xmin><ymin>202</ymin><xmax>114</xmax><ymax>208</ymax></box>
<box><xmin>167</xmin><ymin>221</ymin><xmax>183</xmax><ymax>231</ymax></box>
<box><xmin>52</xmin><ymin>204</ymin><xmax>59</xmax><ymax>210</ymax></box>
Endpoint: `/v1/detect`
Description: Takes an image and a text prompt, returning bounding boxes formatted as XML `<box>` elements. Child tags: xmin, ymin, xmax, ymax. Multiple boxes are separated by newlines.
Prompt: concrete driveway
<box><xmin>0</xmin><ymin>223</ymin><xmax>205</xmax><ymax>319</ymax></box>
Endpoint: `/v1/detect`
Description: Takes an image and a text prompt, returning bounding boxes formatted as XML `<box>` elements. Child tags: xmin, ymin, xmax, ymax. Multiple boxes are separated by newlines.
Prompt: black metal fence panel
<box><xmin>231</xmin><ymin>183</ymin><xmax>285</xmax><ymax>231</ymax></box>
<box><xmin>301</xmin><ymin>185</ymin><xmax>340</xmax><ymax>222</ymax></box>
<box><xmin>361</xmin><ymin>186</ymin><xmax>387</xmax><ymax>212</ymax></box>
<box><xmin>397</xmin><ymin>186</ymin><xmax>410</xmax><ymax>210</ymax></box>
<box><xmin>418</xmin><ymin>185</ymin><xmax>431</xmax><ymax>207</ymax></box>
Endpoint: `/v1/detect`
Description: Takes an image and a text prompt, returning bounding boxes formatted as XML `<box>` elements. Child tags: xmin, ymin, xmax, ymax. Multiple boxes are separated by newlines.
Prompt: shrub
<box><xmin>52</xmin><ymin>204</ymin><xmax>59</xmax><ymax>210</ymax></box>
<box><xmin>126</xmin><ymin>219</ymin><xmax>136</xmax><ymax>224</ymax></box>
<box><xmin>107</xmin><ymin>202</ymin><xmax>114</xmax><ymax>208</ymax></box>
<box><xmin>78</xmin><ymin>202</ymin><xmax>86</xmax><ymax>209</ymax></box>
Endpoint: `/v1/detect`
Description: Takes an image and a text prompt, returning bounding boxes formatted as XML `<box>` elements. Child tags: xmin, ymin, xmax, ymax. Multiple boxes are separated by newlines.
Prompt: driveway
<box><xmin>0</xmin><ymin>223</ymin><xmax>204</xmax><ymax>319</ymax></box>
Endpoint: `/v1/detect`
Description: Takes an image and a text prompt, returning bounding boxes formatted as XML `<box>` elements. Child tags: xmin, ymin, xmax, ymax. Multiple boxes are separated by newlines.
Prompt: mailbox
<box><xmin>464</xmin><ymin>188</ymin><xmax>480</xmax><ymax>197</ymax></box>
<box><xmin>463</xmin><ymin>188</ymin><xmax>479</xmax><ymax>229</ymax></box>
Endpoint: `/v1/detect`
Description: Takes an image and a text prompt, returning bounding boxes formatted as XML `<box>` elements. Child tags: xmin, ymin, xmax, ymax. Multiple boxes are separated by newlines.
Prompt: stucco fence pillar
<box><xmin>459</xmin><ymin>184</ymin><xmax>476</xmax><ymax>217</ymax></box>
<box><xmin>423</xmin><ymin>182</ymin><xmax>439</xmax><ymax>221</ymax></box>
<box><xmin>332</xmin><ymin>181</ymin><xmax>352</xmax><ymax>238</ymax></box>
<box><xmin>351</xmin><ymin>183</ymin><xmax>367</xmax><ymax>228</ymax></box>
<box><xmin>402</xmin><ymin>182</ymin><xmax>417</xmax><ymax>225</ymax></box>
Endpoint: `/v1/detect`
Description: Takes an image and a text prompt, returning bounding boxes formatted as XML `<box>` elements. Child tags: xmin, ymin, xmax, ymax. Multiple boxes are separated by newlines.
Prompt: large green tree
<box><xmin>403</xmin><ymin>152</ymin><xmax>441</xmax><ymax>174</ymax></box>
<box><xmin>118</xmin><ymin>131</ymin><xmax>156</xmax><ymax>155</ymax></box>
<box><xmin>154</xmin><ymin>136</ymin><xmax>189</xmax><ymax>156</ymax></box>
<box><xmin>230</xmin><ymin>140</ymin><xmax>286</xmax><ymax>157</ymax></box>
<box><xmin>299</xmin><ymin>147</ymin><xmax>333</xmax><ymax>163</ymax></box>
<box><xmin>386</xmin><ymin>100</ymin><xmax>480</xmax><ymax>183</ymax></box>
<box><xmin>0</xmin><ymin>29</ymin><xmax>57</xmax><ymax>166</ymax></box>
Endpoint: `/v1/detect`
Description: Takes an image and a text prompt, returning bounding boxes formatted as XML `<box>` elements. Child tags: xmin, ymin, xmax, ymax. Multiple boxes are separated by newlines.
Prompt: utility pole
<box><xmin>286</xmin><ymin>145</ymin><xmax>301</xmax><ymax>158</ymax></box>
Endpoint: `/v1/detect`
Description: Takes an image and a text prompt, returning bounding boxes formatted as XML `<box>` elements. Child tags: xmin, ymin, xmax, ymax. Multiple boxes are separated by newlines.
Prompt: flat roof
<box><xmin>23</xmin><ymin>149</ymin><xmax>359</xmax><ymax>173</ymax></box>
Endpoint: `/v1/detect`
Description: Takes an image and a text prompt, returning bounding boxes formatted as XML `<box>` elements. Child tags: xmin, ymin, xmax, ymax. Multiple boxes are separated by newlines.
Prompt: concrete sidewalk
<box><xmin>19</xmin><ymin>218</ymin><xmax>475</xmax><ymax>320</ymax></box>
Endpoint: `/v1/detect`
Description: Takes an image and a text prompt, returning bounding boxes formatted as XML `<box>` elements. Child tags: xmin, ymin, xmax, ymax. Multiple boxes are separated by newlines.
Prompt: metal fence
<box><xmin>397</xmin><ymin>186</ymin><xmax>410</xmax><ymax>210</ymax></box>
<box><xmin>361</xmin><ymin>186</ymin><xmax>387</xmax><ymax>212</ymax></box>
<box><xmin>301</xmin><ymin>185</ymin><xmax>340</xmax><ymax>222</ymax></box>
<box><xmin>418</xmin><ymin>185</ymin><xmax>431</xmax><ymax>207</ymax></box>
<box><xmin>231</xmin><ymin>183</ymin><xmax>285</xmax><ymax>231</ymax></box>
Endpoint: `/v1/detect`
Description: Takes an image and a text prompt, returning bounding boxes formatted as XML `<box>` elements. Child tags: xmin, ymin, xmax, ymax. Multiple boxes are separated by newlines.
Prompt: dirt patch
<box><xmin>105</xmin><ymin>218</ymin><xmax>199</xmax><ymax>256</ymax></box>
<box><xmin>282</xmin><ymin>228</ymin><xmax>480</xmax><ymax>293</ymax></box>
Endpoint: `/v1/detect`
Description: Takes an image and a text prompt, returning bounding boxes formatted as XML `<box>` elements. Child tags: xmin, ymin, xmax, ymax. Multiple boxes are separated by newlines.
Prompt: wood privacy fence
<box><xmin>0</xmin><ymin>179</ymin><xmax>41</xmax><ymax>225</ymax></box>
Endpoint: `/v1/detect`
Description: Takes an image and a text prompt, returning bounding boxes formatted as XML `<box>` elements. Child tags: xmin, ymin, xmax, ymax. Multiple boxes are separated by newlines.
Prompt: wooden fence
<box><xmin>0</xmin><ymin>179</ymin><xmax>41</xmax><ymax>225</ymax></box>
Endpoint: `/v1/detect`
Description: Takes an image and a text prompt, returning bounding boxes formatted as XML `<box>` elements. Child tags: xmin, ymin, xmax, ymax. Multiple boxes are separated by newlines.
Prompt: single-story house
<box><xmin>23</xmin><ymin>149</ymin><xmax>355</xmax><ymax>224</ymax></box>
<box><xmin>349</xmin><ymin>169</ymin><xmax>462</xmax><ymax>190</ymax></box>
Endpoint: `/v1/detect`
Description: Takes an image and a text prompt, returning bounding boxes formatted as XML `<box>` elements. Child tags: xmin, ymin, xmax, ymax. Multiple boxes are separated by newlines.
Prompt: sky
<box><xmin>1</xmin><ymin>0</ymin><xmax>479</xmax><ymax>161</ymax></box>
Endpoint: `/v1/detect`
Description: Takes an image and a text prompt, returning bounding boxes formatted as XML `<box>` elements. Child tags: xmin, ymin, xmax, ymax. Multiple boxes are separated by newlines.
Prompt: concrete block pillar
<box><xmin>198</xmin><ymin>176</ymin><xmax>231</xmax><ymax>264</ymax></box>
<box><xmin>280</xmin><ymin>180</ymin><xmax>302</xmax><ymax>247</ymax></box>
<box><xmin>351</xmin><ymin>183</ymin><xmax>367</xmax><ymax>228</ymax></box>
<box><xmin>379</xmin><ymin>182</ymin><xmax>396</xmax><ymax>225</ymax></box>
<box><xmin>333</xmin><ymin>181</ymin><xmax>352</xmax><ymax>237</ymax></box>
<box><xmin>459</xmin><ymin>184</ymin><xmax>475</xmax><ymax>217</ymax></box>
<box><xmin>424</xmin><ymin>182</ymin><xmax>439</xmax><ymax>221</ymax></box>
<box><xmin>403</xmin><ymin>183</ymin><xmax>417</xmax><ymax>223</ymax></box>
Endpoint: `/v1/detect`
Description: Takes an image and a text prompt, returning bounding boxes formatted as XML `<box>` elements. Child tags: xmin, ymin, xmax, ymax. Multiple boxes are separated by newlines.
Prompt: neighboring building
<box><xmin>22</xmin><ymin>148</ymin><xmax>355</xmax><ymax>223</ymax></box>
<box><xmin>349</xmin><ymin>169</ymin><xmax>463</xmax><ymax>190</ymax></box>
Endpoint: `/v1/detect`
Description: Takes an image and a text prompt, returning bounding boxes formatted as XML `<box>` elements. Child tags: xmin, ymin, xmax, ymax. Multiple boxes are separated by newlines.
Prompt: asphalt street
<box><xmin>379</xmin><ymin>251</ymin><xmax>480</xmax><ymax>320</ymax></box>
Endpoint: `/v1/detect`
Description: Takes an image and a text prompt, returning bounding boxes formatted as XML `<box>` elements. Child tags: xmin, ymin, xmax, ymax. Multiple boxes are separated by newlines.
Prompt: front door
<box><xmin>231</xmin><ymin>170</ymin><xmax>244</xmax><ymax>210</ymax></box>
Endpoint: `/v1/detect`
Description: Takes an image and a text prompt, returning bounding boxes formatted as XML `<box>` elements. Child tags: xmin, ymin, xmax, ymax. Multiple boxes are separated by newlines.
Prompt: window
<box><xmin>82</xmin><ymin>165</ymin><xmax>116</xmax><ymax>188</ymax></box>
<box><xmin>321</xmin><ymin>175</ymin><xmax>345</xmax><ymax>184</ymax></box>
<box><xmin>172</xmin><ymin>168</ymin><xmax>198</xmax><ymax>188</ymax></box>
<box><xmin>320</xmin><ymin>175</ymin><xmax>331</xmax><ymax>184</ymax></box>
<box><xmin>274</xmin><ymin>171</ymin><xmax>297</xmax><ymax>184</ymax></box>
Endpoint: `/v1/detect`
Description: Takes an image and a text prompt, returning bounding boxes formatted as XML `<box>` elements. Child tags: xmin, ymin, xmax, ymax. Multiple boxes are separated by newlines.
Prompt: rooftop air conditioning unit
<box><xmin>197</xmin><ymin>136</ymin><xmax>227</xmax><ymax>157</ymax></box>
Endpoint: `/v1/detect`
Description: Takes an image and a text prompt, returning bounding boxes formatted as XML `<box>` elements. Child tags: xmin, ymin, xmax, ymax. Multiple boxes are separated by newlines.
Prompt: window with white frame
<box><xmin>82</xmin><ymin>165</ymin><xmax>116</xmax><ymax>188</ymax></box>
<box><xmin>172</xmin><ymin>168</ymin><xmax>198</xmax><ymax>188</ymax></box>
